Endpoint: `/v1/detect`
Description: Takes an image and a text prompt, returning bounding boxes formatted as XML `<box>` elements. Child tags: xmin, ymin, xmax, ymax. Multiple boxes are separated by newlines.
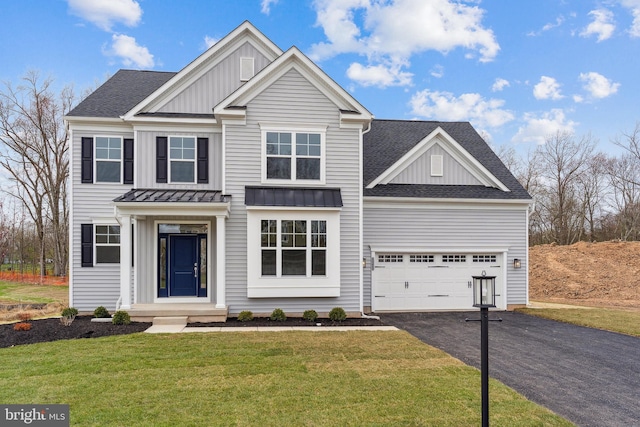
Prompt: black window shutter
<box><xmin>197</xmin><ymin>137</ymin><xmax>209</xmax><ymax>183</ymax></box>
<box><xmin>81</xmin><ymin>137</ymin><xmax>93</xmax><ymax>183</ymax></box>
<box><xmin>123</xmin><ymin>138</ymin><xmax>134</xmax><ymax>184</ymax></box>
<box><xmin>156</xmin><ymin>136</ymin><xmax>168</xmax><ymax>183</ymax></box>
<box><xmin>81</xmin><ymin>224</ymin><xmax>93</xmax><ymax>267</ymax></box>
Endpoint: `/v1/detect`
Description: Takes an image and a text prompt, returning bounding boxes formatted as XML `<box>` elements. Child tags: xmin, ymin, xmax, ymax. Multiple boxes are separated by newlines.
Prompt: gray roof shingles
<box><xmin>66</xmin><ymin>70</ymin><xmax>176</xmax><ymax>118</ymax></box>
<box><xmin>363</xmin><ymin>119</ymin><xmax>531</xmax><ymax>200</ymax></box>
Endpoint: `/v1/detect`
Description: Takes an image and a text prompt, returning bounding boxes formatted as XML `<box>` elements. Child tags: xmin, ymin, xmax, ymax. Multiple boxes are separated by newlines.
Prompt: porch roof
<box><xmin>245</xmin><ymin>186</ymin><xmax>343</xmax><ymax>208</ymax></box>
<box><xmin>114</xmin><ymin>189</ymin><xmax>229</xmax><ymax>203</ymax></box>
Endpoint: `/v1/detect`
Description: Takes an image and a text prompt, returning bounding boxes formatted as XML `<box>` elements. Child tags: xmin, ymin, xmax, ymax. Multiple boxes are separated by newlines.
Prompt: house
<box><xmin>65</xmin><ymin>21</ymin><xmax>531</xmax><ymax>321</ymax></box>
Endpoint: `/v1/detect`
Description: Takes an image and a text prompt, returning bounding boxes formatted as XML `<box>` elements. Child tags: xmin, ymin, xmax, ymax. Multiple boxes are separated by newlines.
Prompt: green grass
<box><xmin>0</xmin><ymin>281</ymin><xmax>68</xmax><ymax>304</ymax></box>
<box><xmin>517</xmin><ymin>307</ymin><xmax>640</xmax><ymax>337</ymax></box>
<box><xmin>0</xmin><ymin>331</ymin><xmax>571</xmax><ymax>426</ymax></box>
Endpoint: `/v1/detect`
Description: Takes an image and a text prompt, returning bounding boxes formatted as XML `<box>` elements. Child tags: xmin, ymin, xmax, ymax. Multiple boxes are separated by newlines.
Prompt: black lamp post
<box><xmin>471</xmin><ymin>271</ymin><xmax>496</xmax><ymax>427</ymax></box>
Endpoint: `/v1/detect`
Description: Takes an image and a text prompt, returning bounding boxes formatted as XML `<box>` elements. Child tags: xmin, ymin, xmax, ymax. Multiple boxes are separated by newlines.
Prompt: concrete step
<box><xmin>152</xmin><ymin>316</ymin><xmax>188</xmax><ymax>326</ymax></box>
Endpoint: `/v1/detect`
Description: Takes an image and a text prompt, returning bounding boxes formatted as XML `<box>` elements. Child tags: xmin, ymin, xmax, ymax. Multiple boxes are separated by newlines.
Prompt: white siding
<box><xmin>363</xmin><ymin>203</ymin><xmax>528</xmax><ymax>310</ymax></box>
<box><xmin>390</xmin><ymin>143</ymin><xmax>483</xmax><ymax>185</ymax></box>
<box><xmin>158</xmin><ymin>42</ymin><xmax>272</xmax><ymax>114</ymax></box>
<box><xmin>224</xmin><ymin>68</ymin><xmax>362</xmax><ymax>315</ymax></box>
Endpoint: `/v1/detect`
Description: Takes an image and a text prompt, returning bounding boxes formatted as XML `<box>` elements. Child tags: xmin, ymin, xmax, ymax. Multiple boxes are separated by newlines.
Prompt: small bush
<box><xmin>329</xmin><ymin>307</ymin><xmax>347</xmax><ymax>322</ymax></box>
<box><xmin>112</xmin><ymin>311</ymin><xmax>131</xmax><ymax>325</ymax></box>
<box><xmin>303</xmin><ymin>309</ymin><xmax>318</xmax><ymax>322</ymax></box>
<box><xmin>13</xmin><ymin>322</ymin><xmax>32</xmax><ymax>331</ymax></box>
<box><xmin>93</xmin><ymin>306</ymin><xmax>110</xmax><ymax>318</ymax></box>
<box><xmin>270</xmin><ymin>308</ymin><xmax>286</xmax><ymax>321</ymax></box>
<box><xmin>237</xmin><ymin>310</ymin><xmax>254</xmax><ymax>322</ymax></box>
<box><xmin>61</xmin><ymin>307</ymin><xmax>79</xmax><ymax>318</ymax></box>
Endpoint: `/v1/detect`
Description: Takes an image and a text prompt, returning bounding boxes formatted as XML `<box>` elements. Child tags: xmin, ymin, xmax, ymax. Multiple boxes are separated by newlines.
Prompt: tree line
<box><xmin>0</xmin><ymin>72</ymin><xmax>638</xmax><ymax>278</ymax></box>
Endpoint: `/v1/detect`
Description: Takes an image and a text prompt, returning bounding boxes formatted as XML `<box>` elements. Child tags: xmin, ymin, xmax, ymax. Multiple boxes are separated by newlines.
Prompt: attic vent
<box><xmin>240</xmin><ymin>57</ymin><xmax>255</xmax><ymax>81</ymax></box>
<box><xmin>431</xmin><ymin>155</ymin><xmax>443</xmax><ymax>176</ymax></box>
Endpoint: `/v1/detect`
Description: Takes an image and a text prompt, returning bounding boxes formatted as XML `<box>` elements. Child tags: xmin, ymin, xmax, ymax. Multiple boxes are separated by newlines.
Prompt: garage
<box><xmin>372</xmin><ymin>252</ymin><xmax>504</xmax><ymax>311</ymax></box>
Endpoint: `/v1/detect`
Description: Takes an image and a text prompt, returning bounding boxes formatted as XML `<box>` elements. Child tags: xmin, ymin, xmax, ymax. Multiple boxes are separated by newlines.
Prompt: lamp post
<box><xmin>471</xmin><ymin>271</ymin><xmax>496</xmax><ymax>427</ymax></box>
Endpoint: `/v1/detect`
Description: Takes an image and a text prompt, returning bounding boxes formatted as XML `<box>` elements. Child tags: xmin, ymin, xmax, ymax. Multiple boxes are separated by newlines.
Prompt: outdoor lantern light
<box><xmin>513</xmin><ymin>258</ymin><xmax>521</xmax><ymax>269</ymax></box>
<box><xmin>472</xmin><ymin>271</ymin><xmax>496</xmax><ymax>308</ymax></box>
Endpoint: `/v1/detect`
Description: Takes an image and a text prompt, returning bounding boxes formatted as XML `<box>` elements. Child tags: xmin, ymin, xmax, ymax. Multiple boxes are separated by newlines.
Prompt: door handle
<box><xmin>194</xmin><ymin>263</ymin><xmax>198</xmax><ymax>278</ymax></box>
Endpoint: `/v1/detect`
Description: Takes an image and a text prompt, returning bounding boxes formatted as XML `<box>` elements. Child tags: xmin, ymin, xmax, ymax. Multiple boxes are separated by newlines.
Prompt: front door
<box><xmin>169</xmin><ymin>235</ymin><xmax>199</xmax><ymax>296</ymax></box>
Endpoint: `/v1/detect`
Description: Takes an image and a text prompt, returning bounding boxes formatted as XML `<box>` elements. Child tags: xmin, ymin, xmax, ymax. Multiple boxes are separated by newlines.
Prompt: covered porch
<box><xmin>113</xmin><ymin>189</ymin><xmax>231</xmax><ymax>321</ymax></box>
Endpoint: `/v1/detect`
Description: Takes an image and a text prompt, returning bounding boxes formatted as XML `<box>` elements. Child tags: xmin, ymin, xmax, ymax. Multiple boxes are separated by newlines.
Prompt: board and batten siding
<box><xmin>70</xmin><ymin>130</ymin><xmax>134</xmax><ymax>311</ymax></box>
<box><xmin>390</xmin><ymin>142</ymin><xmax>483</xmax><ymax>186</ymax></box>
<box><xmin>135</xmin><ymin>130</ymin><xmax>222</xmax><ymax>189</ymax></box>
<box><xmin>224</xmin><ymin>68</ymin><xmax>362</xmax><ymax>315</ymax></box>
<box><xmin>158</xmin><ymin>42</ymin><xmax>272</xmax><ymax>114</ymax></box>
<box><xmin>363</xmin><ymin>203</ymin><xmax>529</xmax><ymax>309</ymax></box>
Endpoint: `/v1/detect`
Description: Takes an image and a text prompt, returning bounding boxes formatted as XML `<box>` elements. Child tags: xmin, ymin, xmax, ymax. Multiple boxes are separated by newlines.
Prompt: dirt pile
<box><xmin>529</xmin><ymin>241</ymin><xmax>640</xmax><ymax>309</ymax></box>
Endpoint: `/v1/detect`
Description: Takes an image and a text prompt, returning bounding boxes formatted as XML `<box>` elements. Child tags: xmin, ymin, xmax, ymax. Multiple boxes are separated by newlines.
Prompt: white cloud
<box><xmin>107</xmin><ymin>34</ymin><xmax>154</xmax><ymax>68</ymax></box>
<box><xmin>204</xmin><ymin>36</ymin><xmax>218</xmax><ymax>49</ymax></box>
<box><xmin>580</xmin><ymin>9</ymin><xmax>615</xmax><ymax>42</ymax></box>
<box><xmin>620</xmin><ymin>0</ymin><xmax>640</xmax><ymax>37</ymax></box>
<box><xmin>533</xmin><ymin>76</ymin><xmax>563</xmax><ymax>100</ymax></box>
<box><xmin>68</xmin><ymin>0</ymin><xmax>142</xmax><ymax>31</ymax></box>
<box><xmin>528</xmin><ymin>15</ymin><xmax>565</xmax><ymax>36</ymax></box>
<box><xmin>492</xmin><ymin>78</ymin><xmax>509</xmax><ymax>92</ymax></box>
<box><xmin>346</xmin><ymin>62</ymin><xmax>413</xmax><ymax>87</ymax></box>
<box><xmin>430</xmin><ymin>64</ymin><xmax>444</xmax><ymax>78</ymax></box>
<box><xmin>310</xmin><ymin>0</ymin><xmax>499</xmax><ymax>88</ymax></box>
<box><xmin>579</xmin><ymin>71</ymin><xmax>620</xmax><ymax>98</ymax></box>
<box><xmin>512</xmin><ymin>109</ymin><xmax>577</xmax><ymax>145</ymax></box>
<box><xmin>261</xmin><ymin>0</ymin><xmax>279</xmax><ymax>15</ymax></box>
<box><xmin>410</xmin><ymin>89</ymin><xmax>514</xmax><ymax>129</ymax></box>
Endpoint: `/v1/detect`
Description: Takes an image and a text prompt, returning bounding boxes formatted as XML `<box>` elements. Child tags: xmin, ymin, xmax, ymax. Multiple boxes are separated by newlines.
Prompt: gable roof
<box><xmin>66</xmin><ymin>70</ymin><xmax>175</xmax><ymax>118</ymax></box>
<box><xmin>363</xmin><ymin>119</ymin><xmax>531</xmax><ymax>200</ymax></box>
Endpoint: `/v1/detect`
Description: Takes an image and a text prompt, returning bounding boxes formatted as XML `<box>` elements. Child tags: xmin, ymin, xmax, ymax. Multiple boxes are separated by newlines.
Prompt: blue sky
<box><xmin>1</xmin><ymin>0</ymin><xmax>639</xmax><ymax>155</ymax></box>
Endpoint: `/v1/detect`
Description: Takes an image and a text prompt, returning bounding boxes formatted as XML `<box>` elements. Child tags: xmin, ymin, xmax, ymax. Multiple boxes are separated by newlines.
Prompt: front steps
<box><xmin>128</xmin><ymin>303</ymin><xmax>228</xmax><ymax>323</ymax></box>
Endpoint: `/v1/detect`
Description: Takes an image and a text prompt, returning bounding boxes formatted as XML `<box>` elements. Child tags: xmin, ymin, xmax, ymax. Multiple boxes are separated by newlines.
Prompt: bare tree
<box><xmin>0</xmin><ymin>71</ymin><xmax>73</xmax><ymax>277</ymax></box>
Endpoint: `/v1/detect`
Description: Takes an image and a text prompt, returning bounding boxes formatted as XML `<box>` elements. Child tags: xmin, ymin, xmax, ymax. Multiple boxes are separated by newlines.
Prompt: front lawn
<box><xmin>0</xmin><ymin>331</ymin><xmax>571</xmax><ymax>426</ymax></box>
<box><xmin>0</xmin><ymin>281</ymin><xmax>68</xmax><ymax>305</ymax></box>
<box><xmin>517</xmin><ymin>307</ymin><xmax>640</xmax><ymax>337</ymax></box>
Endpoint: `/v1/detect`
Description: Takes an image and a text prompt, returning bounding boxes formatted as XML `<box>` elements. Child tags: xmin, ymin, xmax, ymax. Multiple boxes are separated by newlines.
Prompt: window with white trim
<box><xmin>261</xmin><ymin>219</ymin><xmax>326</xmax><ymax>277</ymax></box>
<box><xmin>442</xmin><ymin>254</ymin><xmax>466</xmax><ymax>263</ymax></box>
<box><xmin>95</xmin><ymin>136</ymin><xmax>122</xmax><ymax>183</ymax></box>
<box><xmin>169</xmin><ymin>136</ymin><xmax>196</xmax><ymax>183</ymax></box>
<box><xmin>95</xmin><ymin>225</ymin><xmax>120</xmax><ymax>264</ymax></box>
<box><xmin>410</xmin><ymin>254</ymin><xmax>434</xmax><ymax>263</ymax></box>
<box><xmin>265</xmin><ymin>130</ymin><xmax>323</xmax><ymax>181</ymax></box>
<box><xmin>473</xmin><ymin>255</ymin><xmax>497</xmax><ymax>263</ymax></box>
<box><xmin>378</xmin><ymin>254</ymin><xmax>403</xmax><ymax>263</ymax></box>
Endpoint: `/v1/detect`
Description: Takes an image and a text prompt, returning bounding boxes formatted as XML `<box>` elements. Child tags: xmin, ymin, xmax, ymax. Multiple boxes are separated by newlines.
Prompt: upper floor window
<box><xmin>95</xmin><ymin>136</ymin><xmax>122</xmax><ymax>183</ymax></box>
<box><xmin>169</xmin><ymin>136</ymin><xmax>196</xmax><ymax>183</ymax></box>
<box><xmin>264</xmin><ymin>130</ymin><xmax>324</xmax><ymax>182</ymax></box>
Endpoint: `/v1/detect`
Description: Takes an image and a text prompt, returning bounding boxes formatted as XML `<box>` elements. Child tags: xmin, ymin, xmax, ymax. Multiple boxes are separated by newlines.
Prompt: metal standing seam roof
<box><xmin>245</xmin><ymin>186</ymin><xmax>343</xmax><ymax>207</ymax></box>
<box><xmin>113</xmin><ymin>189</ymin><xmax>229</xmax><ymax>203</ymax></box>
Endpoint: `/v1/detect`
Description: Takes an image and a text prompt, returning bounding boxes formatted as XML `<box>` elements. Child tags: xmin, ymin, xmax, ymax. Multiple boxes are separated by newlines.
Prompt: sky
<box><xmin>1</xmin><ymin>0</ymin><xmax>639</xmax><ymax>156</ymax></box>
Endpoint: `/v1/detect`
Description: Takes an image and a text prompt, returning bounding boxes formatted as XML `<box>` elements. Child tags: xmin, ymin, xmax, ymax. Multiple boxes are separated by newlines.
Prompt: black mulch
<box><xmin>0</xmin><ymin>316</ymin><xmax>151</xmax><ymax>348</ymax></box>
<box><xmin>190</xmin><ymin>317</ymin><xmax>385</xmax><ymax>328</ymax></box>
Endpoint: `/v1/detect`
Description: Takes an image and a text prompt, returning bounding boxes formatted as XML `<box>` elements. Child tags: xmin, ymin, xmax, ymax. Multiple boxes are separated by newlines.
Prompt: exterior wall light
<box><xmin>513</xmin><ymin>258</ymin><xmax>521</xmax><ymax>269</ymax></box>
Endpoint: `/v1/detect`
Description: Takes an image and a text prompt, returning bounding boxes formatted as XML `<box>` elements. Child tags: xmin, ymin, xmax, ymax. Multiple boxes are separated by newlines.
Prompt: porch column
<box><xmin>215</xmin><ymin>215</ymin><xmax>226</xmax><ymax>309</ymax></box>
<box><xmin>119</xmin><ymin>214</ymin><xmax>132</xmax><ymax>309</ymax></box>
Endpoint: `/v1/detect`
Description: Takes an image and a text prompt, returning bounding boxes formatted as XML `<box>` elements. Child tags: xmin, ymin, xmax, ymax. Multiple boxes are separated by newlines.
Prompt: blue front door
<box><xmin>169</xmin><ymin>235</ymin><xmax>198</xmax><ymax>297</ymax></box>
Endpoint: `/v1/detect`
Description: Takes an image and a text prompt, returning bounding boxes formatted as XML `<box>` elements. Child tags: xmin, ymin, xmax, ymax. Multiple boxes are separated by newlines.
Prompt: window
<box><xmin>260</xmin><ymin>219</ymin><xmax>326</xmax><ymax>277</ymax></box>
<box><xmin>410</xmin><ymin>254</ymin><xmax>434</xmax><ymax>263</ymax></box>
<box><xmin>264</xmin><ymin>130</ymin><xmax>323</xmax><ymax>181</ymax></box>
<box><xmin>378</xmin><ymin>254</ymin><xmax>403</xmax><ymax>263</ymax></box>
<box><xmin>473</xmin><ymin>255</ymin><xmax>497</xmax><ymax>263</ymax></box>
<box><xmin>95</xmin><ymin>137</ymin><xmax>122</xmax><ymax>182</ymax></box>
<box><xmin>95</xmin><ymin>225</ymin><xmax>120</xmax><ymax>263</ymax></box>
<box><xmin>169</xmin><ymin>136</ymin><xmax>196</xmax><ymax>183</ymax></box>
<box><xmin>442</xmin><ymin>254</ymin><xmax>466</xmax><ymax>263</ymax></box>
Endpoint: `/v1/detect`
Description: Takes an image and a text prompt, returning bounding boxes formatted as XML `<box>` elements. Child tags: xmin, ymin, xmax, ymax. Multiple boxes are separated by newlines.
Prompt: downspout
<box><xmin>360</xmin><ymin>118</ymin><xmax>375</xmax><ymax>320</ymax></box>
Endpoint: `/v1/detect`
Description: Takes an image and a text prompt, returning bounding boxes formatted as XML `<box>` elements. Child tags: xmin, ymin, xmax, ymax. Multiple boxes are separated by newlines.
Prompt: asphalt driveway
<box><xmin>380</xmin><ymin>311</ymin><xmax>640</xmax><ymax>427</ymax></box>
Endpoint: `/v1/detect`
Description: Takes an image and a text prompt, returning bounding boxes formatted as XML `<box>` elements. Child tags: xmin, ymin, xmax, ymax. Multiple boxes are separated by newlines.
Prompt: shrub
<box><xmin>13</xmin><ymin>322</ymin><xmax>31</xmax><ymax>331</ymax></box>
<box><xmin>112</xmin><ymin>311</ymin><xmax>131</xmax><ymax>325</ymax></box>
<box><xmin>17</xmin><ymin>312</ymin><xmax>32</xmax><ymax>322</ymax></box>
<box><xmin>93</xmin><ymin>306</ymin><xmax>110</xmax><ymax>318</ymax></box>
<box><xmin>61</xmin><ymin>307</ymin><xmax>79</xmax><ymax>318</ymax></box>
<box><xmin>302</xmin><ymin>309</ymin><xmax>318</xmax><ymax>322</ymax></box>
<box><xmin>329</xmin><ymin>307</ymin><xmax>347</xmax><ymax>322</ymax></box>
<box><xmin>270</xmin><ymin>308</ymin><xmax>286</xmax><ymax>321</ymax></box>
<box><xmin>237</xmin><ymin>310</ymin><xmax>254</xmax><ymax>322</ymax></box>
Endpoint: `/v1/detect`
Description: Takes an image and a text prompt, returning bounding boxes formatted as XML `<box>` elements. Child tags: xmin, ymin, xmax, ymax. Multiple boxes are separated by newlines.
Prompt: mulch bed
<box><xmin>1</xmin><ymin>316</ymin><xmax>386</xmax><ymax>348</ymax></box>
<box><xmin>190</xmin><ymin>317</ymin><xmax>385</xmax><ymax>328</ymax></box>
<box><xmin>0</xmin><ymin>316</ymin><xmax>150</xmax><ymax>348</ymax></box>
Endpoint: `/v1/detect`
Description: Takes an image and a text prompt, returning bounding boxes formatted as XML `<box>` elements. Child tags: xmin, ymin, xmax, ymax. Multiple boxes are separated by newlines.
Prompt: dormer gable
<box><xmin>123</xmin><ymin>21</ymin><xmax>283</xmax><ymax>120</ymax></box>
<box><xmin>366</xmin><ymin>126</ymin><xmax>509</xmax><ymax>192</ymax></box>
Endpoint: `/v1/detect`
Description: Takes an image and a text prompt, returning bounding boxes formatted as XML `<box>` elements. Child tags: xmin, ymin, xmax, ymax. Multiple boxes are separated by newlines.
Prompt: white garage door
<box><xmin>372</xmin><ymin>253</ymin><xmax>504</xmax><ymax>311</ymax></box>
